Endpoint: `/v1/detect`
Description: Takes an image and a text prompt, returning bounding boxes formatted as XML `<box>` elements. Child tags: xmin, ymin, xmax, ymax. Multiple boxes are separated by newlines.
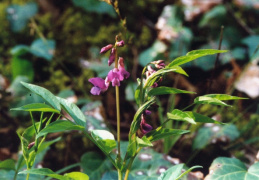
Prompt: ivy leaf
<box><xmin>205</xmin><ymin>157</ymin><xmax>259</xmax><ymax>180</ymax></box>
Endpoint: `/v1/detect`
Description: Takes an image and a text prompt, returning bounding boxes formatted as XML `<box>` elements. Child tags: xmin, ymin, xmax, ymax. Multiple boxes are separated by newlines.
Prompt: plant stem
<box><xmin>26</xmin><ymin>172</ymin><xmax>30</xmax><ymax>180</ymax></box>
<box><xmin>29</xmin><ymin>111</ymin><xmax>38</xmax><ymax>134</ymax></box>
<box><xmin>124</xmin><ymin>148</ymin><xmax>142</xmax><ymax>180</ymax></box>
<box><xmin>116</xmin><ymin>85</ymin><xmax>121</xmax><ymax>161</ymax></box>
<box><xmin>118</xmin><ymin>169</ymin><xmax>122</xmax><ymax>180</ymax></box>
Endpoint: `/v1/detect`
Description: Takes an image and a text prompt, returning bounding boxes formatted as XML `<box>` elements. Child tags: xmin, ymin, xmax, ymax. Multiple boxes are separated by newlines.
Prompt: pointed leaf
<box><xmin>18</xmin><ymin>168</ymin><xmax>68</xmax><ymax>180</ymax></box>
<box><xmin>194</xmin><ymin>96</ymin><xmax>230</xmax><ymax>106</ymax></box>
<box><xmin>147</xmin><ymin>127</ymin><xmax>189</xmax><ymax>142</ymax></box>
<box><xmin>144</xmin><ymin>66</ymin><xmax>188</xmax><ymax>88</ymax></box>
<box><xmin>148</xmin><ymin>86</ymin><xmax>196</xmax><ymax>96</ymax></box>
<box><xmin>158</xmin><ymin>164</ymin><xmax>184</xmax><ymax>180</ymax></box>
<box><xmin>205</xmin><ymin>157</ymin><xmax>259</xmax><ymax>180</ymax></box>
<box><xmin>186</xmin><ymin>112</ymin><xmax>222</xmax><ymax>124</ymax></box>
<box><xmin>167</xmin><ymin>109</ymin><xmax>196</xmax><ymax>124</ymax></box>
<box><xmin>65</xmin><ymin>172</ymin><xmax>89</xmax><ymax>180</ymax></box>
<box><xmin>136</xmin><ymin>136</ymin><xmax>153</xmax><ymax>147</ymax></box>
<box><xmin>91</xmin><ymin>130</ymin><xmax>116</xmax><ymax>154</ymax></box>
<box><xmin>0</xmin><ymin>159</ymin><xmax>16</xmax><ymax>170</ymax></box>
<box><xmin>203</xmin><ymin>94</ymin><xmax>248</xmax><ymax>100</ymax></box>
<box><xmin>21</xmin><ymin>82</ymin><xmax>61</xmax><ymax>111</ymax></box>
<box><xmin>36</xmin><ymin>120</ymin><xmax>85</xmax><ymax>138</ymax></box>
<box><xmin>168</xmin><ymin>49</ymin><xmax>228</xmax><ymax>67</ymax></box>
<box><xmin>11</xmin><ymin>103</ymin><xmax>60</xmax><ymax>113</ymax></box>
<box><xmin>57</xmin><ymin>97</ymin><xmax>86</xmax><ymax>127</ymax></box>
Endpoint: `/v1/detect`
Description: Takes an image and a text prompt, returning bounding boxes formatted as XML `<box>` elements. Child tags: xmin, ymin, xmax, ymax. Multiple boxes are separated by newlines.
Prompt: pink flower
<box><xmin>89</xmin><ymin>77</ymin><xmax>109</xmax><ymax>95</ymax></box>
<box><xmin>118</xmin><ymin>57</ymin><xmax>130</xmax><ymax>79</ymax></box>
<box><xmin>108</xmin><ymin>48</ymin><xmax>116</xmax><ymax>66</ymax></box>
<box><xmin>107</xmin><ymin>68</ymin><xmax>123</xmax><ymax>86</ymax></box>
<box><xmin>151</xmin><ymin>60</ymin><xmax>165</xmax><ymax>69</ymax></box>
<box><xmin>116</xmin><ymin>40</ymin><xmax>125</xmax><ymax>47</ymax></box>
<box><xmin>100</xmin><ymin>44</ymin><xmax>113</xmax><ymax>54</ymax></box>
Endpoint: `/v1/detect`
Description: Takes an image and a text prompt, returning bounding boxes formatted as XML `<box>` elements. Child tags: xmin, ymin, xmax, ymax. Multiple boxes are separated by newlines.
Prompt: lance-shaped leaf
<box><xmin>168</xmin><ymin>49</ymin><xmax>228</xmax><ymax>67</ymax></box>
<box><xmin>136</xmin><ymin>136</ymin><xmax>153</xmax><ymax>147</ymax></box>
<box><xmin>186</xmin><ymin>112</ymin><xmax>222</xmax><ymax>124</ymax></box>
<box><xmin>148</xmin><ymin>86</ymin><xmax>196</xmax><ymax>96</ymax></box>
<box><xmin>11</xmin><ymin>103</ymin><xmax>60</xmax><ymax>113</ymax></box>
<box><xmin>194</xmin><ymin>96</ymin><xmax>230</xmax><ymax>106</ymax></box>
<box><xmin>203</xmin><ymin>94</ymin><xmax>248</xmax><ymax>100</ymax></box>
<box><xmin>36</xmin><ymin>120</ymin><xmax>85</xmax><ymax>138</ymax></box>
<box><xmin>65</xmin><ymin>172</ymin><xmax>89</xmax><ymax>180</ymax></box>
<box><xmin>205</xmin><ymin>157</ymin><xmax>259</xmax><ymax>180</ymax></box>
<box><xmin>57</xmin><ymin>97</ymin><xmax>86</xmax><ymax>127</ymax></box>
<box><xmin>167</xmin><ymin>109</ymin><xmax>196</xmax><ymax>124</ymax></box>
<box><xmin>91</xmin><ymin>130</ymin><xmax>116</xmax><ymax>154</ymax></box>
<box><xmin>147</xmin><ymin>127</ymin><xmax>189</xmax><ymax>142</ymax></box>
<box><xmin>21</xmin><ymin>82</ymin><xmax>61</xmax><ymax>111</ymax></box>
<box><xmin>18</xmin><ymin>168</ymin><xmax>68</xmax><ymax>180</ymax></box>
<box><xmin>144</xmin><ymin>66</ymin><xmax>188</xmax><ymax>88</ymax></box>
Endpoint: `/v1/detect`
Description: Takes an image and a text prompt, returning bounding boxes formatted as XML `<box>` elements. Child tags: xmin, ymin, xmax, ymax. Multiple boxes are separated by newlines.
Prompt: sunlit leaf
<box><xmin>21</xmin><ymin>82</ymin><xmax>61</xmax><ymax>111</ymax></box>
<box><xmin>11</xmin><ymin>103</ymin><xmax>60</xmax><ymax>113</ymax></box>
<box><xmin>91</xmin><ymin>130</ymin><xmax>116</xmax><ymax>154</ymax></box>
<box><xmin>147</xmin><ymin>127</ymin><xmax>189</xmax><ymax>142</ymax></box>
<box><xmin>65</xmin><ymin>172</ymin><xmax>89</xmax><ymax>180</ymax></box>
<box><xmin>167</xmin><ymin>109</ymin><xmax>196</xmax><ymax>124</ymax></box>
<box><xmin>186</xmin><ymin>112</ymin><xmax>222</xmax><ymax>124</ymax></box>
<box><xmin>205</xmin><ymin>157</ymin><xmax>259</xmax><ymax>180</ymax></box>
<box><xmin>148</xmin><ymin>86</ymin><xmax>196</xmax><ymax>96</ymax></box>
<box><xmin>18</xmin><ymin>168</ymin><xmax>68</xmax><ymax>180</ymax></box>
<box><xmin>194</xmin><ymin>96</ymin><xmax>230</xmax><ymax>106</ymax></box>
<box><xmin>168</xmin><ymin>49</ymin><xmax>228</xmax><ymax>67</ymax></box>
<box><xmin>136</xmin><ymin>136</ymin><xmax>153</xmax><ymax>147</ymax></box>
<box><xmin>203</xmin><ymin>94</ymin><xmax>248</xmax><ymax>100</ymax></box>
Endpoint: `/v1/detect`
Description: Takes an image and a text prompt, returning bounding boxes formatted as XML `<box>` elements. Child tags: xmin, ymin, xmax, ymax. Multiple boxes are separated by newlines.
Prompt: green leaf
<box><xmin>65</xmin><ymin>172</ymin><xmax>89</xmax><ymax>180</ymax></box>
<box><xmin>91</xmin><ymin>130</ymin><xmax>117</xmax><ymax>154</ymax></box>
<box><xmin>167</xmin><ymin>109</ymin><xmax>196</xmax><ymax>124</ymax></box>
<box><xmin>158</xmin><ymin>164</ymin><xmax>184</xmax><ymax>180</ymax></box>
<box><xmin>204</xmin><ymin>94</ymin><xmax>248</xmax><ymax>100</ymax></box>
<box><xmin>21</xmin><ymin>82</ymin><xmax>61</xmax><ymax>111</ymax></box>
<box><xmin>242</xmin><ymin>35</ymin><xmax>259</xmax><ymax>60</ymax></box>
<box><xmin>194</xmin><ymin>96</ymin><xmax>230</xmax><ymax>106</ymax></box>
<box><xmin>12</xmin><ymin>57</ymin><xmax>34</xmax><ymax>82</ymax></box>
<box><xmin>199</xmin><ymin>5</ymin><xmax>226</xmax><ymax>27</ymax></box>
<box><xmin>0</xmin><ymin>159</ymin><xmax>16</xmax><ymax>170</ymax></box>
<box><xmin>176</xmin><ymin>165</ymin><xmax>202</xmax><ymax>180</ymax></box>
<box><xmin>144</xmin><ymin>66</ymin><xmax>188</xmax><ymax>88</ymax></box>
<box><xmin>18</xmin><ymin>168</ymin><xmax>68</xmax><ymax>180</ymax></box>
<box><xmin>136</xmin><ymin>136</ymin><xmax>153</xmax><ymax>147</ymax></box>
<box><xmin>6</xmin><ymin>2</ymin><xmax>38</xmax><ymax>32</ymax></box>
<box><xmin>11</xmin><ymin>103</ymin><xmax>60</xmax><ymax>113</ymax></box>
<box><xmin>168</xmin><ymin>49</ymin><xmax>228</xmax><ymax>67</ymax></box>
<box><xmin>37</xmin><ymin>120</ymin><xmax>84</xmax><ymax>138</ymax></box>
<box><xmin>205</xmin><ymin>157</ymin><xmax>259</xmax><ymax>180</ymax></box>
<box><xmin>57</xmin><ymin>97</ymin><xmax>86</xmax><ymax>127</ymax></box>
<box><xmin>193</xmin><ymin>124</ymin><xmax>240</xmax><ymax>150</ymax></box>
<box><xmin>81</xmin><ymin>152</ymin><xmax>112</xmax><ymax>180</ymax></box>
<box><xmin>29</xmin><ymin>39</ymin><xmax>55</xmax><ymax>61</ymax></box>
<box><xmin>148</xmin><ymin>86</ymin><xmax>196</xmax><ymax>96</ymax></box>
<box><xmin>186</xmin><ymin>112</ymin><xmax>222</xmax><ymax>124</ymax></box>
<box><xmin>147</xmin><ymin>127</ymin><xmax>189</xmax><ymax>142</ymax></box>
<box><xmin>72</xmin><ymin>0</ymin><xmax>116</xmax><ymax>17</ymax></box>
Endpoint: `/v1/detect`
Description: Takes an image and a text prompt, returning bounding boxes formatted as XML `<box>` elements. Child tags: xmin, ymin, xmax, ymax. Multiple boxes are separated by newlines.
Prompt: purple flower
<box><xmin>118</xmin><ymin>57</ymin><xmax>130</xmax><ymax>79</ymax></box>
<box><xmin>140</xmin><ymin>114</ymin><xmax>153</xmax><ymax>134</ymax></box>
<box><xmin>116</xmin><ymin>40</ymin><xmax>125</xmax><ymax>47</ymax></box>
<box><xmin>107</xmin><ymin>68</ymin><xmax>123</xmax><ymax>86</ymax></box>
<box><xmin>108</xmin><ymin>48</ymin><xmax>116</xmax><ymax>66</ymax></box>
<box><xmin>89</xmin><ymin>77</ymin><xmax>109</xmax><ymax>95</ymax></box>
<box><xmin>100</xmin><ymin>44</ymin><xmax>113</xmax><ymax>54</ymax></box>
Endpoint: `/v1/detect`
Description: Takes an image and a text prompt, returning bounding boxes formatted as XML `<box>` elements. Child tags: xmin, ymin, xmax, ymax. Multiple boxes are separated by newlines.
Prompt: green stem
<box><xmin>118</xmin><ymin>169</ymin><xmax>122</xmax><ymax>180</ymax></box>
<box><xmin>124</xmin><ymin>148</ymin><xmax>142</xmax><ymax>180</ymax></box>
<box><xmin>26</xmin><ymin>172</ymin><xmax>30</xmax><ymax>180</ymax></box>
<box><xmin>29</xmin><ymin>112</ymin><xmax>38</xmax><ymax>134</ymax></box>
<box><xmin>116</xmin><ymin>85</ymin><xmax>121</xmax><ymax>162</ymax></box>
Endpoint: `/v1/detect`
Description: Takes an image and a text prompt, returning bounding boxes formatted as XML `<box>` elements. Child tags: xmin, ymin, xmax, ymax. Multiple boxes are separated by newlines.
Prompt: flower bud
<box><xmin>152</xmin><ymin>60</ymin><xmax>165</xmax><ymax>69</ymax></box>
<box><xmin>116</xmin><ymin>40</ymin><xmax>125</xmax><ymax>47</ymax></box>
<box><xmin>108</xmin><ymin>48</ymin><xmax>116</xmax><ymax>66</ymax></box>
<box><xmin>100</xmin><ymin>44</ymin><xmax>113</xmax><ymax>54</ymax></box>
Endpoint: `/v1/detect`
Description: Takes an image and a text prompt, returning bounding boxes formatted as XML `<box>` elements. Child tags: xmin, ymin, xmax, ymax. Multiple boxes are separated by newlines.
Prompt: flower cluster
<box><xmin>89</xmin><ymin>40</ymin><xmax>129</xmax><ymax>95</ymax></box>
